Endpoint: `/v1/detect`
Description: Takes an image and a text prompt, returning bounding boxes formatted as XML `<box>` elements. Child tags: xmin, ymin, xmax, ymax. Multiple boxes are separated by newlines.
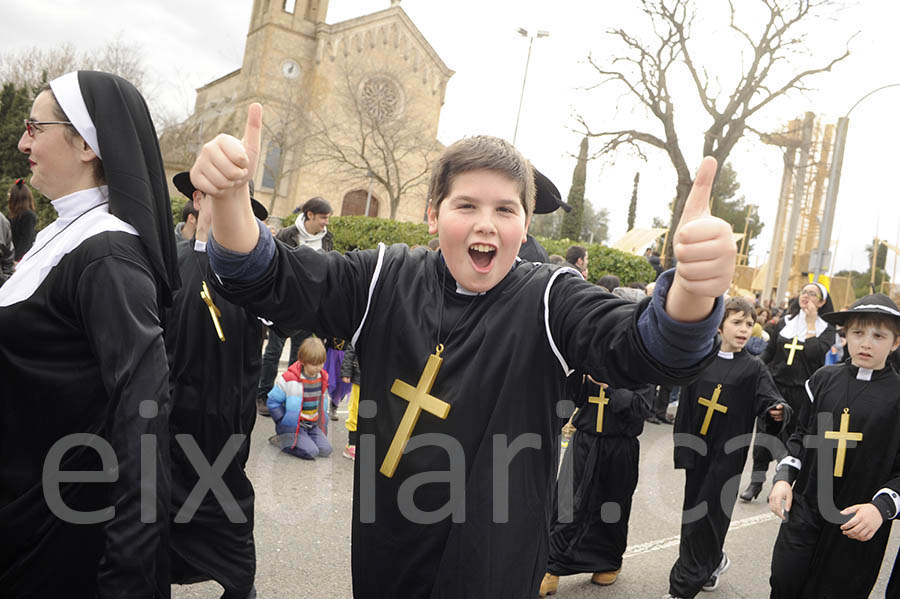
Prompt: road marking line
<box><xmin>623</xmin><ymin>513</ymin><xmax>777</xmax><ymax>559</ymax></box>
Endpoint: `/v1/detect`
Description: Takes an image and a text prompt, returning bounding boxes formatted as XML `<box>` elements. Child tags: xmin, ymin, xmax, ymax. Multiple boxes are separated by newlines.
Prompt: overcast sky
<box><xmin>3</xmin><ymin>0</ymin><xmax>898</xmax><ymax>275</ymax></box>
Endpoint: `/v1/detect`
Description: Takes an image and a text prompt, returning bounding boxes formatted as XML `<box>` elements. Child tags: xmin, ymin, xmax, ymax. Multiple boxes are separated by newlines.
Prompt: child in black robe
<box><xmin>190</xmin><ymin>109</ymin><xmax>739</xmax><ymax>599</ymax></box>
<box><xmin>667</xmin><ymin>298</ymin><xmax>787</xmax><ymax>598</ymax></box>
<box><xmin>539</xmin><ymin>375</ymin><xmax>651</xmax><ymax>597</ymax></box>
<box><xmin>769</xmin><ymin>294</ymin><xmax>900</xmax><ymax>599</ymax></box>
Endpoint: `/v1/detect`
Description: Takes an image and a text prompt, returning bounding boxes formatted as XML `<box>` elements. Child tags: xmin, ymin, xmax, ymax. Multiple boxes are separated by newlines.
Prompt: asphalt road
<box><xmin>174</xmin><ymin>357</ymin><xmax>899</xmax><ymax>599</ymax></box>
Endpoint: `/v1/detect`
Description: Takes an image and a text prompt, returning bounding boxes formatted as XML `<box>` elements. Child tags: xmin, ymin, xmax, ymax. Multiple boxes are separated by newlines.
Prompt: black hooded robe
<box><xmin>546</xmin><ymin>377</ymin><xmax>650</xmax><ymax>576</ymax></box>
<box><xmin>164</xmin><ymin>240</ymin><xmax>261</xmax><ymax>597</ymax></box>
<box><xmin>769</xmin><ymin>363</ymin><xmax>900</xmax><ymax>599</ymax></box>
<box><xmin>0</xmin><ymin>71</ymin><xmax>178</xmax><ymax>598</ymax></box>
<box><xmin>669</xmin><ymin>350</ymin><xmax>787</xmax><ymax>598</ymax></box>
<box><xmin>210</xmin><ymin>242</ymin><xmax>719</xmax><ymax>599</ymax></box>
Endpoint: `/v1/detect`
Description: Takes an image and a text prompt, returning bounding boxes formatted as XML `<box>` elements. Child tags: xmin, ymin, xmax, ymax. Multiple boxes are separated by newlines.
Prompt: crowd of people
<box><xmin>0</xmin><ymin>70</ymin><xmax>898</xmax><ymax>599</ymax></box>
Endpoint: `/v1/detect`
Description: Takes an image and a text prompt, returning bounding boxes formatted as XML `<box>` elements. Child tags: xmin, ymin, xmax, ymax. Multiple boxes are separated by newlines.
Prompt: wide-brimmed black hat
<box><xmin>533</xmin><ymin>168</ymin><xmax>572</xmax><ymax>215</ymax></box>
<box><xmin>821</xmin><ymin>293</ymin><xmax>900</xmax><ymax>326</ymax></box>
<box><xmin>173</xmin><ymin>171</ymin><xmax>268</xmax><ymax>221</ymax></box>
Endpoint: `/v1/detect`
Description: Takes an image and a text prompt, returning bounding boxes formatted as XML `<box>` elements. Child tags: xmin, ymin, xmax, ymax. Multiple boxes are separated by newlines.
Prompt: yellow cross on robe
<box><xmin>380</xmin><ymin>346</ymin><xmax>451</xmax><ymax>478</ymax></box>
<box><xmin>200</xmin><ymin>281</ymin><xmax>225</xmax><ymax>342</ymax></box>
<box><xmin>784</xmin><ymin>336</ymin><xmax>804</xmax><ymax>366</ymax></box>
<box><xmin>824</xmin><ymin>408</ymin><xmax>863</xmax><ymax>477</ymax></box>
<box><xmin>697</xmin><ymin>384</ymin><xmax>727</xmax><ymax>436</ymax></box>
<box><xmin>588</xmin><ymin>388</ymin><xmax>609</xmax><ymax>433</ymax></box>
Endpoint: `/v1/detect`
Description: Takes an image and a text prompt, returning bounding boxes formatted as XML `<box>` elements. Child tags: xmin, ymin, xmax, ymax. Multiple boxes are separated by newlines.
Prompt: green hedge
<box><xmin>301</xmin><ymin>216</ymin><xmax>654</xmax><ymax>284</ymax></box>
<box><xmin>536</xmin><ymin>236</ymin><xmax>656</xmax><ymax>285</ymax></box>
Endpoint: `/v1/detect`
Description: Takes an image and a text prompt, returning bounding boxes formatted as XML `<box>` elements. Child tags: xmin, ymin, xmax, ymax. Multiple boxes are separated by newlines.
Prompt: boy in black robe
<box><xmin>189</xmin><ymin>106</ymin><xmax>738</xmax><ymax>599</ymax></box>
<box><xmin>539</xmin><ymin>374</ymin><xmax>651</xmax><ymax>596</ymax></box>
<box><xmin>768</xmin><ymin>294</ymin><xmax>900</xmax><ymax>599</ymax></box>
<box><xmin>164</xmin><ymin>173</ymin><xmax>269</xmax><ymax>599</ymax></box>
<box><xmin>667</xmin><ymin>298</ymin><xmax>787</xmax><ymax>598</ymax></box>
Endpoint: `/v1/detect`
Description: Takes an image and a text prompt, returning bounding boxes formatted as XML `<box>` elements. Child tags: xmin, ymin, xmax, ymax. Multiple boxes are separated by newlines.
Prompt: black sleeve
<box><xmin>76</xmin><ymin>256</ymin><xmax>169</xmax><ymax>598</ymax></box>
<box><xmin>773</xmin><ymin>373</ymin><xmax>818</xmax><ymax>486</ymax></box>
<box><xmin>212</xmin><ymin>242</ymin><xmax>380</xmax><ymax>342</ymax></box>
<box><xmin>608</xmin><ymin>385</ymin><xmax>653</xmax><ymax>421</ymax></box>
<box><xmin>803</xmin><ymin>325</ymin><xmax>836</xmax><ymax>366</ymax></box>
<box><xmin>341</xmin><ymin>345</ymin><xmax>358</xmax><ymax>380</ymax></box>
<box><xmin>761</xmin><ymin>320</ymin><xmax>783</xmax><ymax>364</ymax></box>
<box><xmin>548</xmin><ymin>275</ymin><xmax>717</xmax><ymax>390</ymax></box>
<box><xmin>756</xmin><ymin>365</ymin><xmax>792</xmax><ymax>431</ymax></box>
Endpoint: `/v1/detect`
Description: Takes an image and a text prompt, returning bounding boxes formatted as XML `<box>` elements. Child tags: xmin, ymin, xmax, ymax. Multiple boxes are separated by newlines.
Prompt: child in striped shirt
<box><xmin>267</xmin><ymin>336</ymin><xmax>332</xmax><ymax>459</ymax></box>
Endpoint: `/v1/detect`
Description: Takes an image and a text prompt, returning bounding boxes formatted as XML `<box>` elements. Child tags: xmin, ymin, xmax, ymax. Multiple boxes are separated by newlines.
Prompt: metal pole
<box><xmin>776</xmin><ymin>112</ymin><xmax>815</xmax><ymax>304</ymax></box>
<box><xmin>813</xmin><ymin>116</ymin><xmax>848</xmax><ymax>281</ymax></box>
<box><xmin>512</xmin><ymin>36</ymin><xmax>534</xmax><ymax>146</ymax></box>
<box><xmin>871</xmin><ymin>236</ymin><xmax>879</xmax><ymax>289</ymax></box>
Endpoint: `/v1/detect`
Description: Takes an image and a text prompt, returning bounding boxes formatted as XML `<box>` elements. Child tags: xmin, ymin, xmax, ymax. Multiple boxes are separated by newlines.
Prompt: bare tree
<box><xmin>578</xmin><ymin>0</ymin><xmax>851</xmax><ymax>265</ymax></box>
<box><xmin>303</xmin><ymin>68</ymin><xmax>441</xmax><ymax>219</ymax></box>
<box><xmin>258</xmin><ymin>78</ymin><xmax>314</xmax><ymax>212</ymax></box>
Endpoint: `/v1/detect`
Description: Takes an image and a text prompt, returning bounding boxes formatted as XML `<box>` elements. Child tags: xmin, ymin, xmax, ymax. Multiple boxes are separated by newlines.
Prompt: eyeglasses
<box><xmin>799</xmin><ymin>289</ymin><xmax>821</xmax><ymax>298</ymax></box>
<box><xmin>23</xmin><ymin>119</ymin><xmax>73</xmax><ymax>137</ymax></box>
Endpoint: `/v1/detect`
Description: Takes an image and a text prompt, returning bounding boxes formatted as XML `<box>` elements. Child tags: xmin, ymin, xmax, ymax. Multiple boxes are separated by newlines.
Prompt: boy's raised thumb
<box><xmin>678</xmin><ymin>156</ymin><xmax>718</xmax><ymax>225</ymax></box>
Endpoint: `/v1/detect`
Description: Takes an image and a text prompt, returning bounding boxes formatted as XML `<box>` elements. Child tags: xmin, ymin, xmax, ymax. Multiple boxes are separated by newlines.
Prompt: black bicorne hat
<box><xmin>821</xmin><ymin>293</ymin><xmax>900</xmax><ymax>326</ymax></box>
<box><xmin>173</xmin><ymin>171</ymin><xmax>268</xmax><ymax>221</ymax></box>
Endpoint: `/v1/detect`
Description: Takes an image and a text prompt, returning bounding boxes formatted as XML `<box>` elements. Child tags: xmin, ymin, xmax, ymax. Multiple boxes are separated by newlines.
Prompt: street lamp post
<box><xmin>512</xmin><ymin>27</ymin><xmax>549</xmax><ymax>146</ymax></box>
<box><xmin>812</xmin><ymin>83</ymin><xmax>900</xmax><ymax>282</ymax></box>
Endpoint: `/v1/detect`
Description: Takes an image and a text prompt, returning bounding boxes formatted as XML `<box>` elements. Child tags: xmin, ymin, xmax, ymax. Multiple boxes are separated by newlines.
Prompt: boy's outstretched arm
<box><xmin>666</xmin><ymin>157</ymin><xmax>737</xmax><ymax>322</ymax></box>
<box><xmin>190</xmin><ymin>103</ymin><xmax>264</xmax><ymax>253</ymax></box>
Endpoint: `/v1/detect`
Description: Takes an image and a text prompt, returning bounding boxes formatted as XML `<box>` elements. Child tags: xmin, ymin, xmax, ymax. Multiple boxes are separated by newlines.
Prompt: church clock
<box><xmin>281</xmin><ymin>59</ymin><xmax>301</xmax><ymax>79</ymax></box>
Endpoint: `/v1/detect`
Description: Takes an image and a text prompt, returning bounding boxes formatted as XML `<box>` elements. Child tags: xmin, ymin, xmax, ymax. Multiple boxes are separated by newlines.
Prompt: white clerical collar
<box><xmin>780</xmin><ymin>313</ymin><xmax>828</xmax><ymax>339</ymax></box>
<box><xmin>718</xmin><ymin>350</ymin><xmax>734</xmax><ymax>359</ymax></box>
<box><xmin>194</xmin><ymin>239</ymin><xmax>207</xmax><ymax>253</ymax></box>
<box><xmin>51</xmin><ymin>186</ymin><xmax>109</xmax><ymax>224</ymax></box>
<box><xmin>455</xmin><ymin>282</ymin><xmax>484</xmax><ymax>296</ymax></box>
<box><xmin>856</xmin><ymin>367</ymin><xmax>874</xmax><ymax>381</ymax></box>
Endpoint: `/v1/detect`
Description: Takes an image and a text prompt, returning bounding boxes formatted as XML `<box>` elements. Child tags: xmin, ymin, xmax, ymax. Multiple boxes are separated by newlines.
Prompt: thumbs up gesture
<box><xmin>666</xmin><ymin>157</ymin><xmax>737</xmax><ymax>322</ymax></box>
<box><xmin>189</xmin><ymin>103</ymin><xmax>264</xmax><ymax>252</ymax></box>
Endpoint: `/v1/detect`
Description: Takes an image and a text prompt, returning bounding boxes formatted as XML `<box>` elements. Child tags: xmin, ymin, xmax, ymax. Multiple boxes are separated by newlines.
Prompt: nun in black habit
<box><xmin>0</xmin><ymin>71</ymin><xmax>178</xmax><ymax>598</ymax></box>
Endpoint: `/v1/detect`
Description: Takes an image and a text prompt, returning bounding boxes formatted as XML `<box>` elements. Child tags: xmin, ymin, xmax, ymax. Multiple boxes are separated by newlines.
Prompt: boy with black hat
<box><xmin>768</xmin><ymin>293</ymin><xmax>900</xmax><ymax>598</ymax></box>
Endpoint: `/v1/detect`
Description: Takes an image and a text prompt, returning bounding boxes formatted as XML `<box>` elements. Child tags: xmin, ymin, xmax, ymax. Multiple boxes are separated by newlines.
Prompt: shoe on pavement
<box><xmin>256</xmin><ymin>397</ymin><xmax>270</xmax><ymax>416</ymax></box>
<box><xmin>330</xmin><ymin>408</ymin><xmax>339</xmax><ymax>421</ymax></box>
<box><xmin>701</xmin><ymin>552</ymin><xmax>731</xmax><ymax>592</ymax></box>
<box><xmin>539</xmin><ymin>573</ymin><xmax>559</xmax><ymax>597</ymax></box>
<box><xmin>739</xmin><ymin>481</ymin><xmax>763</xmax><ymax>502</ymax></box>
<box><xmin>342</xmin><ymin>445</ymin><xmax>356</xmax><ymax>460</ymax></box>
<box><xmin>591</xmin><ymin>568</ymin><xmax>620</xmax><ymax>586</ymax></box>
<box><xmin>663</xmin><ymin>595</ymin><xmax>688</xmax><ymax>599</ymax></box>
<box><xmin>645</xmin><ymin>416</ymin><xmax>663</xmax><ymax>425</ymax></box>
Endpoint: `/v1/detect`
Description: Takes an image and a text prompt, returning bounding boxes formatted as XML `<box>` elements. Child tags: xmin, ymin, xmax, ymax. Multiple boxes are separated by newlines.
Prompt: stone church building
<box><xmin>161</xmin><ymin>0</ymin><xmax>453</xmax><ymax>222</ymax></box>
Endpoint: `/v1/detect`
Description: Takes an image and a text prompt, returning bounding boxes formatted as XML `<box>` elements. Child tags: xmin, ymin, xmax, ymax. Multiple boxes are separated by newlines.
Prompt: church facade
<box><xmin>161</xmin><ymin>0</ymin><xmax>454</xmax><ymax>222</ymax></box>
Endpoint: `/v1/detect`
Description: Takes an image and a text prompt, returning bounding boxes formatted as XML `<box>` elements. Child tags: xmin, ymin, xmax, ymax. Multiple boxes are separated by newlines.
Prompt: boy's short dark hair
<box><xmin>844</xmin><ymin>313</ymin><xmax>900</xmax><ymax>339</ymax></box>
<box><xmin>300</xmin><ymin>197</ymin><xmax>332</xmax><ymax>218</ymax></box>
<box><xmin>721</xmin><ymin>297</ymin><xmax>756</xmax><ymax>328</ymax></box>
<box><xmin>427</xmin><ymin>136</ymin><xmax>535</xmax><ymax>218</ymax></box>
<box><xmin>181</xmin><ymin>200</ymin><xmax>198</xmax><ymax>222</ymax></box>
<box><xmin>565</xmin><ymin>245</ymin><xmax>587</xmax><ymax>265</ymax></box>
<box><xmin>297</xmin><ymin>336</ymin><xmax>327</xmax><ymax>365</ymax></box>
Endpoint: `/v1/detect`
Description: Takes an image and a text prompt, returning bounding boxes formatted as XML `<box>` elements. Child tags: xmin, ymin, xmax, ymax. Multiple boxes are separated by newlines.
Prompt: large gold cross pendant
<box><xmin>380</xmin><ymin>345</ymin><xmax>451</xmax><ymax>478</ymax></box>
<box><xmin>784</xmin><ymin>336</ymin><xmax>804</xmax><ymax>366</ymax></box>
<box><xmin>588</xmin><ymin>388</ymin><xmax>609</xmax><ymax>433</ymax></box>
<box><xmin>200</xmin><ymin>281</ymin><xmax>225</xmax><ymax>342</ymax></box>
<box><xmin>697</xmin><ymin>384</ymin><xmax>727</xmax><ymax>436</ymax></box>
<box><xmin>824</xmin><ymin>408</ymin><xmax>863</xmax><ymax>477</ymax></box>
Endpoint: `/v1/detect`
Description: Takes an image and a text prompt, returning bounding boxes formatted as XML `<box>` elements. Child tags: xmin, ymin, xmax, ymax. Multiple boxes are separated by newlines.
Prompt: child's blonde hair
<box><xmin>297</xmin><ymin>336</ymin><xmax>326</xmax><ymax>365</ymax></box>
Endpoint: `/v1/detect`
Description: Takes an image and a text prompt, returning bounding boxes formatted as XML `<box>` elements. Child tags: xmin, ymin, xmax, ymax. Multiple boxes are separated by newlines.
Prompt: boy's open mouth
<box><xmin>468</xmin><ymin>243</ymin><xmax>496</xmax><ymax>272</ymax></box>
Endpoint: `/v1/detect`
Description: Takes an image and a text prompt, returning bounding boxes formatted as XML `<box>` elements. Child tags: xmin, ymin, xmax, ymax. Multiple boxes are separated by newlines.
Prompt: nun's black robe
<box><xmin>164</xmin><ymin>241</ymin><xmax>261</xmax><ymax>597</ymax></box>
<box><xmin>669</xmin><ymin>350</ymin><xmax>786</xmax><ymax>598</ymax></box>
<box><xmin>210</xmin><ymin>241</ymin><xmax>720</xmax><ymax>599</ymax></box>
<box><xmin>546</xmin><ymin>378</ymin><xmax>650</xmax><ymax>576</ymax></box>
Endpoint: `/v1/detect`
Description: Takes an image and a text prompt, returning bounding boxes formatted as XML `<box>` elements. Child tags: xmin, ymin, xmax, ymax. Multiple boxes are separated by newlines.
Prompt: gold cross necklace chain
<box><xmin>379</xmin><ymin>262</ymin><xmax>483</xmax><ymax>478</ymax></box>
<box><xmin>192</xmin><ymin>246</ymin><xmax>226</xmax><ymax>342</ymax></box>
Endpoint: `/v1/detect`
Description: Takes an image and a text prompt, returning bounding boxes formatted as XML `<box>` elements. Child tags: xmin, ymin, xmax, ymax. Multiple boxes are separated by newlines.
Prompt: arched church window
<box><xmin>341</xmin><ymin>189</ymin><xmax>379</xmax><ymax>217</ymax></box>
<box><xmin>262</xmin><ymin>142</ymin><xmax>282</xmax><ymax>189</ymax></box>
<box><xmin>359</xmin><ymin>76</ymin><xmax>404</xmax><ymax>122</ymax></box>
